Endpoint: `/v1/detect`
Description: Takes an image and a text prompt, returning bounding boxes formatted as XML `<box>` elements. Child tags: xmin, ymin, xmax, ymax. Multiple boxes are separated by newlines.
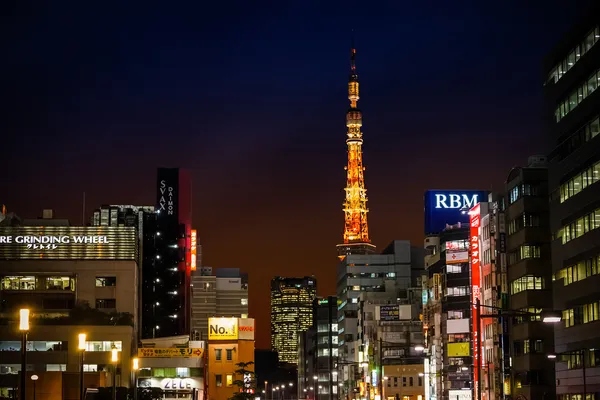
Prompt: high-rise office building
<box><xmin>336</xmin><ymin>240</ymin><xmax>424</xmax><ymax>400</ymax></box>
<box><xmin>545</xmin><ymin>7</ymin><xmax>600</xmax><ymax>398</ymax></box>
<box><xmin>142</xmin><ymin>168</ymin><xmax>193</xmax><ymax>338</ymax></box>
<box><xmin>298</xmin><ymin>297</ymin><xmax>338</xmax><ymax>400</ymax></box>
<box><xmin>504</xmin><ymin>156</ymin><xmax>555</xmax><ymax>399</ymax></box>
<box><xmin>190</xmin><ymin>267</ymin><xmax>249</xmax><ymax>340</ymax></box>
<box><xmin>336</xmin><ymin>44</ymin><xmax>376</xmax><ymax>258</ymax></box>
<box><xmin>270</xmin><ymin>276</ymin><xmax>317</xmax><ymax>364</ymax></box>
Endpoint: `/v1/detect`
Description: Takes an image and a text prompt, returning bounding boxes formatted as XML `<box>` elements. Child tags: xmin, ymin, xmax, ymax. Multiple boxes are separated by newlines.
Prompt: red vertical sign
<box><xmin>469</xmin><ymin>203</ymin><xmax>481</xmax><ymax>400</ymax></box>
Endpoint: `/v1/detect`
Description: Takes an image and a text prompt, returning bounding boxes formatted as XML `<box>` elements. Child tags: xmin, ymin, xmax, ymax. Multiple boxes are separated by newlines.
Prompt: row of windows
<box><xmin>215</xmin><ymin>373</ymin><xmax>235</xmax><ymax>387</ymax></box>
<box><xmin>559</xmin><ymin>349</ymin><xmax>600</xmax><ymax>371</ymax></box>
<box><xmin>508</xmin><ymin>184</ymin><xmax>538</xmax><ymax>204</ymax></box>
<box><xmin>555</xmin><ymin>254</ymin><xmax>600</xmax><ymax>286</ymax></box>
<box><xmin>513</xmin><ymin>308</ymin><xmax>542</xmax><ymax>325</ymax></box>
<box><xmin>385</xmin><ymin>376</ymin><xmax>423</xmax><ymax>387</ymax></box>
<box><xmin>508</xmin><ymin>245</ymin><xmax>541</xmax><ymax>265</ymax></box>
<box><xmin>508</xmin><ymin>213</ymin><xmax>541</xmax><ymax>235</ymax></box>
<box><xmin>563</xmin><ymin>301</ymin><xmax>600</xmax><ymax>328</ymax></box>
<box><xmin>510</xmin><ymin>275</ymin><xmax>544</xmax><ymax>295</ymax></box>
<box><xmin>555</xmin><ymin>68</ymin><xmax>600</xmax><ymax>122</ymax></box>
<box><xmin>559</xmin><ymin>208</ymin><xmax>600</xmax><ymax>244</ymax></box>
<box><xmin>214</xmin><ymin>348</ymin><xmax>234</xmax><ymax>361</ymax></box>
<box><xmin>446</xmin><ymin>286</ymin><xmax>469</xmax><ymax>297</ymax></box>
<box><xmin>1</xmin><ymin>276</ymin><xmax>75</xmax><ymax>291</ymax></box>
<box><xmin>560</xmin><ymin>160</ymin><xmax>600</xmax><ymax>203</ymax></box>
<box><xmin>513</xmin><ymin>339</ymin><xmax>544</xmax><ymax>356</ymax></box>
<box><xmin>557</xmin><ymin>395</ymin><xmax>596</xmax><ymax>400</ymax></box>
<box><xmin>547</xmin><ymin>26</ymin><xmax>600</xmax><ymax>85</ymax></box>
<box><xmin>554</xmin><ymin>115</ymin><xmax>600</xmax><ymax>161</ymax></box>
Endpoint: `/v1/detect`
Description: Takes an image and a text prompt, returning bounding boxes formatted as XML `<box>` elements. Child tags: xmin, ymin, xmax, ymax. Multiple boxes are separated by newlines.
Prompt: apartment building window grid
<box><xmin>510</xmin><ymin>275</ymin><xmax>544</xmax><ymax>295</ymax></box>
<box><xmin>547</xmin><ymin>26</ymin><xmax>600</xmax><ymax>84</ymax></box>
<box><xmin>555</xmin><ymin>67</ymin><xmax>600</xmax><ymax>122</ymax></box>
<box><xmin>560</xmin><ymin>208</ymin><xmax>600</xmax><ymax>243</ymax></box>
<box><xmin>555</xmin><ymin>254</ymin><xmax>600</xmax><ymax>285</ymax></box>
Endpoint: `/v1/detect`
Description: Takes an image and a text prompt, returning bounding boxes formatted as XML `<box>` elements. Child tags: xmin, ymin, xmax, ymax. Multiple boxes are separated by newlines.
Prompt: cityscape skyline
<box><xmin>3</xmin><ymin>0</ymin><xmax>594</xmax><ymax>351</ymax></box>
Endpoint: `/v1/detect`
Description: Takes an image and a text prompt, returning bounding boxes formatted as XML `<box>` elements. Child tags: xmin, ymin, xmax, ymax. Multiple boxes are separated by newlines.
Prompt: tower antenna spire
<box><xmin>336</xmin><ymin>39</ymin><xmax>376</xmax><ymax>259</ymax></box>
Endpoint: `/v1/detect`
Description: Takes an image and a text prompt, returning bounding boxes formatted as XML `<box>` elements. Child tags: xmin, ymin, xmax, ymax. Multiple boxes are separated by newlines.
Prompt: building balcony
<box><xmin>511</xmin><ymin>321</ymin><xmax>554</xmax><ymax>342</ymax></box>
<box><xmin>510</xmin><ymin>289</ymin><xmax>553</xmax><ymax>310</ymax></box>
<box><xmin>553</xmin><ymin>273</ymin><xmax>600</xmax><ymax>310</ymax></box>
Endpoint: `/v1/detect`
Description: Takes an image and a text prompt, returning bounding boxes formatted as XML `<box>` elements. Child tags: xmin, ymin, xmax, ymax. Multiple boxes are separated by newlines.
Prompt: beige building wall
<box><xmin>383</xmin><ymin>364</ymin><xmax>424</xmax><ymax>400</ymax></box>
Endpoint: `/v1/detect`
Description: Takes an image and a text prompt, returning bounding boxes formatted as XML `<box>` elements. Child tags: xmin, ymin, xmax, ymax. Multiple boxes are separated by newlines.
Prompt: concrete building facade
<box><xmin>190</xmin><ymin>267</ymin><xmax>249</xmax><ymax>341</ymax></box>
<box><xmin>545</xmin><ymin>6</ymin><xmax>600</xmax><ymax>398</ymax></box>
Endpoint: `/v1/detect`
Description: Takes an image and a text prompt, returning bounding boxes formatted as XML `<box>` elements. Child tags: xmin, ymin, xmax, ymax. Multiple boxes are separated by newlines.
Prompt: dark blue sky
<box><xmin>2</xmin><ymin>0</ymin><xmax>591</xmax><ymax>347</ymax></box>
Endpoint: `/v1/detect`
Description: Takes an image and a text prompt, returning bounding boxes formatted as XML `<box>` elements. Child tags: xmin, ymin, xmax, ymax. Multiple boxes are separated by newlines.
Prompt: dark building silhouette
<box><xmin>141</xmin><ymin>168</ymin><xmax>193</xmax><ymax>338</ymax></box>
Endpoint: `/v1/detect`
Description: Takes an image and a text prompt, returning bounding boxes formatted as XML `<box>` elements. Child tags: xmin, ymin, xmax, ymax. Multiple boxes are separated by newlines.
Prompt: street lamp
<box><xmin>548</xmin><ymin>350</ymin><xmax>586</xmax><ymax>398</ymax></box>
<box><xmin>31</xmin><ymin>375</ymin><xmax>38</xmax><ymax>400</ymax></box>
<box><xmin>132</xmin><ymin>357</ymin><xmax>139</xmax><ymax>400</ymax></box>
<box><xmin>111</xmin><ymin>348</ymin><xmax>119</xmax><ymax>400</ymax></box>
<box><xmin>19</xmin><ymin>309</ymin><xmax>30</xmax><ymax>400</ymax></box>
<box><xmin>79</xmin><ymin>333</ymin><xmax>87</xmax><ymax>400</ymax></box>
<box><xmin>474</xmin><ymin>299</ymin><xmax>562</xmax><ymax>400</ymax></box>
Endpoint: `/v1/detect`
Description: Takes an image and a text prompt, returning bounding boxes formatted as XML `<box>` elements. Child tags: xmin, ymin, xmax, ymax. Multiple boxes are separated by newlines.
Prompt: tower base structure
<box><xmin>336</xmin><ymin>242</ymin><xmax>377</xmax><ymax>259</ymax></box>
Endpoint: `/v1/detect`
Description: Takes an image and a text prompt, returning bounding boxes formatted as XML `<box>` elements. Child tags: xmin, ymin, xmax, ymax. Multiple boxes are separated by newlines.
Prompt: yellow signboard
<box><xmin>447</xmin><ymin>342</ymin><xmax>470</xmax><ymax>357</ymax></box>
<box><xmin>208</xmin><ymin>317</ymin><xmax>238</xmax><ymax>340</ymax></box>
<box><xmin>138</xmin><ymin>348</ymin><xmax>204</xmax><ymax>358</ymax></box>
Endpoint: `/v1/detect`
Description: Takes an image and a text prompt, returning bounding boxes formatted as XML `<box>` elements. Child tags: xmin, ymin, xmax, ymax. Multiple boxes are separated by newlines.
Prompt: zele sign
<box><xmin>434</xmin><ymin>193</ymin><xmax>479</xmax><ymax>209</ymax></box>
<box><xmin>208</xmin><ymin>317</ymin><xmax>238</xmax><ymax>340</ymax></box>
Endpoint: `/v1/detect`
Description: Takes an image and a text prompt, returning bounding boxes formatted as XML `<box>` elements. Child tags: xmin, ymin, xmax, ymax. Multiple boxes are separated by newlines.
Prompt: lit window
<box><xmin>226</xmin><ymin>375</ymin><xmax>233</xmax><ymax>386</ymax></box>
<box><xmin>95</xmin><ymin>277</ymin><xmax>116</xmax><ymax>287</ymax></box>
<box><xmin>241</xmin><ymin>298</ymin><xmax>248</xmax><ymax>306</ymax></box>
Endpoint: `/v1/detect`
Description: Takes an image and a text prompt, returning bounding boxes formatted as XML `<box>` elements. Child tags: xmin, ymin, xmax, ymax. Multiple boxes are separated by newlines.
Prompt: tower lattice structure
<box><xmin>337</xmin><ymin>46</ymin><xmax>376</xmax><ymax>258</ymax></box>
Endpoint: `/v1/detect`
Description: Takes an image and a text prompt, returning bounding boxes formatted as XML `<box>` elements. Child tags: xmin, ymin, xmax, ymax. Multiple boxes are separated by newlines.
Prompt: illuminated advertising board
<box><xmin>208</xmin><ymin>317</ymin><xmax>238</xmax><ymax>340</ymax></box>
<box><xmin>447</xmin><ymin>342</ymin><xmax>470</xmax><ymax>357</ymax></box>
<box><xmin>238</xmin><ymin>318</ymin><xmax>255</xmax><ymax>341</ymax></box>
<box><xmin>469</xmin><ymin>203</ymin><xmax>482</xmax><ymax>400</ymax></box>
<box><xmin>157</xmin><ymin>168</ymin><xmax>179</xmax><ymax>222</ymax></box>
<box><xmin>449</xmin><ymin>390</ymin><xmax>472</xmax><ymax>400</ymax></box>
<box><xmin>0</xmin><ymin>227</ymin><xmax>137</xmax><ymax>260</ymax></box>
<box><xmin>138</xmin><ymin>348</ymin><xmax>204</xmax><ymax>358</ymax></box>
<box><xmin>191</xmin><ymin>230</ymin><xmax>197</xmax><ymax>271</ymax></box>
<box><xmin>424</xmin><ymin>190</ymin><xmax>487</xmax><ymax>234</ymax></box>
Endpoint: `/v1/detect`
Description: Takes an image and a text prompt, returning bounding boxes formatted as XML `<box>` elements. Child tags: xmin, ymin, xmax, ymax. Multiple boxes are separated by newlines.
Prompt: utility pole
<box><xmin>378</xmin><ymin>337</ymin><xmax>383</xmax><ymax>400</ymax></box>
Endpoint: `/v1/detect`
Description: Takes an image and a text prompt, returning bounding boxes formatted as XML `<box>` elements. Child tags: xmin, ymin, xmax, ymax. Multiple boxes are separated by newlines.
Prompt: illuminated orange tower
<box><xmin>336</xmin><ymin>44</ymin><xmax>376</xmax><ymax>258</ymax></box>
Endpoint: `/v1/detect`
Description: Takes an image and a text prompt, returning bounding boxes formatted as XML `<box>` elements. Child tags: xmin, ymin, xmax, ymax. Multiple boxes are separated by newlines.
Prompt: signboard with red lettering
<box><xmin>469</xmin><ymin>203</ymin><xmax>481</xmax><ymax>400</ymax></box>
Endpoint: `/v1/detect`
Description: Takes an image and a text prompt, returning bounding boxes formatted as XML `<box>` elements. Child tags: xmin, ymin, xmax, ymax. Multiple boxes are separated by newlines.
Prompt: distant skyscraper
<box><xmin>336</xmin><ymin>44</ymin><xmax>376</xmax><ymax>258</ymax></box>
<box><xmin>270</xmin><ymin>276</ymin><xmax>317</xmax><ymax>364</ymax></box>
<box><xmin>141</xmin><ymin>168</ymin><xmax>193</xmax><ymax>338</ymax></box>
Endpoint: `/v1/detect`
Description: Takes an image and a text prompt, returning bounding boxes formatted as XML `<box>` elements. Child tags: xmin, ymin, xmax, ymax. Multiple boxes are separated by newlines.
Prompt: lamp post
<box><xmin>111</xmin><ymin>348</ymin><xmax>119</xmax><ymax>400</ymax></box>
<box><xmin>548</xmin><ymin>350</ymin><xmax>586</xmax><ymax>398</ymax></box>
<box><xmin>31</xmin><ymin>375</ymin><xmax>38</xmax><ymax>400</ymax></box>
<box><xmin>79</xmin><ymin>333</ymin><xmax>87</xmax><ymax>400</ymax></box>
<box><xmin>19</xmin><ymin>309</ymin><xmax>30</xmax><ymax>400</ymax></box>
<box><xmin>475</xmin><ymin>302</ymin><xmax>562</xmax><ymax>400</ymax></box>
<box><xmin>132</xmin><ymin>358</ymin><xmax>139</xmax><ymax>400</ymax></box>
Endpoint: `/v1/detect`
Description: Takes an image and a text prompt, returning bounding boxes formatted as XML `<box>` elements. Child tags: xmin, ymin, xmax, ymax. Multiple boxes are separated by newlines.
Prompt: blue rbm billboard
<box><xmin>424</xmin><ymin>190</ymin><xmax>489</xmax><ymax>234</ymax></box>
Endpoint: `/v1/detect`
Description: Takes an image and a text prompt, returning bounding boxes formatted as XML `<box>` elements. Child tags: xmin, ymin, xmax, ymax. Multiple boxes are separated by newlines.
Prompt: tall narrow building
<box><xmin>336</xmin><ymin>45</ymin><xmax>376</xmax><ymax>258</ymax></box>
<box><xmin>270</xmin><ymin>276</ymin><xmax>317</xmax><ymax>364</ymax></box>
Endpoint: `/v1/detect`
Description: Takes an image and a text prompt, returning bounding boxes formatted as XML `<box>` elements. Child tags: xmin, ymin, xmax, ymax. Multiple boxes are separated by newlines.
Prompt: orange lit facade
<box><xmin>337</xmin><ymin>46</ymin><xmax>376</xmax><ymax>258</ymax></box>
<box><xmin>207</xmin><ymin>318</ymin><xmax>255</xmax><ymax>400</ymax></box>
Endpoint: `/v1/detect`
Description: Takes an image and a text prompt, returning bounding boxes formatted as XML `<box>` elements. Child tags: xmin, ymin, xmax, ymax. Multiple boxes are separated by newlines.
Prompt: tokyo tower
<box><xmin>336</xmin><ymin>44</ymin><xmax>376</xmax><ymax>259</ymax></box>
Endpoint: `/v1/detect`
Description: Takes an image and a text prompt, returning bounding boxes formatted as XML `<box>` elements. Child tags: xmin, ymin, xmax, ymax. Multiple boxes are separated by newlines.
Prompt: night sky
<box><xmin>2</xmin><ymin>0</ymin><xmax>592</xmax><ymax>349</ymax></box>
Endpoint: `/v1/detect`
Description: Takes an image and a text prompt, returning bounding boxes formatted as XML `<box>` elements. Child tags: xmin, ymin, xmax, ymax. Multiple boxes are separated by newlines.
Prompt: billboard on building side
<box><xmin>208</xmin><ymin>317</ymin><xmax>238</xmax><ymax>340</ymax></box>
<box><xmin>0</xmin><ymin>226</ymin><xmax>137</xmax><ymax>261</ymax></box>
<box><xmin>191</xmin><ymin>229</ymin><xmax>197</xmax><ymax>271</ymax></box>
<box><xmin>138</xmin><ymin>348</ymin><xmax>204</xmax><ymax>358</ymax></box>
<box><xmin>469</xmin><ymin>203</ymin><xmax>482</xmax><ymax>400</ymax></box>
<box><xmin>424</xmin><ymin>190</ymin><xmax>488</xmax><ymax>234</ymax></box>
